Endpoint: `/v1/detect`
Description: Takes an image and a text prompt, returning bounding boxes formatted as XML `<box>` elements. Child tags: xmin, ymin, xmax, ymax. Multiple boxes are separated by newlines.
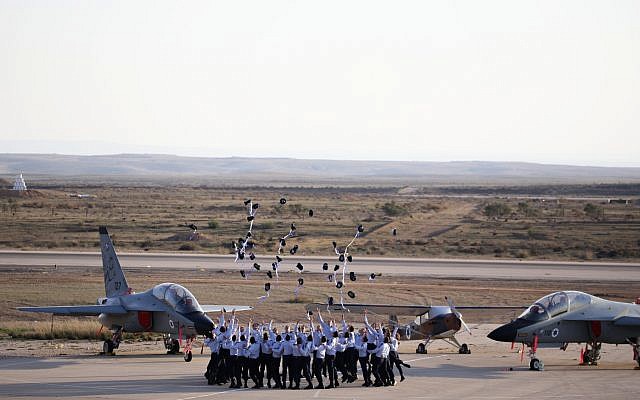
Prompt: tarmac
<box><xmin>1</xmin><ymin>325</ymin><xmax>638</xmax><ymax>399</ymax></box>
<box><xmin>2</xmin><ymin>250</ymin><xmax>640</xmax><ymax>280</ymax></box>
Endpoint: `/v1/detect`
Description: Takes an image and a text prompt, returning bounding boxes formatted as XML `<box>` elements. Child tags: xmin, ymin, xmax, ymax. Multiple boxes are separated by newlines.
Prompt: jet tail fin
<box><xmin>99</xmin><ymin>226</ymin><xmax>130</xmax><ymax>297</ymax></box>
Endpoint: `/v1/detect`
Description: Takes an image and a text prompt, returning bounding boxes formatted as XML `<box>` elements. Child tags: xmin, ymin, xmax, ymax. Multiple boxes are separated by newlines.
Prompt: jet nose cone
<box><xmin>488</xmin><ymin>324</ymin><xmax>517</xmax><ymax>342</ymax></box>
<box><xmin>190</xmin><ymin>312</ymin><xmax>214</xmax><ymax>336</ymax></box>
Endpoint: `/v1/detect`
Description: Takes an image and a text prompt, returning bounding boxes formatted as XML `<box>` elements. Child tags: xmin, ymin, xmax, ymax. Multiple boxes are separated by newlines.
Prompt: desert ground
<box><xmin>0</xmin><ymin>184</ymin><xmax>638</xmax><ymax>262</ymax></box>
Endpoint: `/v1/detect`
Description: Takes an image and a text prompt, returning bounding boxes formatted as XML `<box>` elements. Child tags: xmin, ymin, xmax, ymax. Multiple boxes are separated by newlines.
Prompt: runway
<box><xmin>0</xmin><ymin>326</ymin><xmax>638</xmax><ymax>400</ymax></box>
<box><xmin>1</xmin><ymin>250</ymin><xmax>639</xmax><ymax>281</ymax></box>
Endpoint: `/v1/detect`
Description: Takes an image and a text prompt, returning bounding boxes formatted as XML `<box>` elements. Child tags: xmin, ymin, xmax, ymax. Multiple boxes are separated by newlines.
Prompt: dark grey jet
<box><xmin>488</xmin><ymin>291</ymin><xmax>640</xmax><ymax>370</ymax></box>
<box><xmin>18</xmin><ymin>227</ymin><xmax>252</xmax><ymax>362</ymax></box>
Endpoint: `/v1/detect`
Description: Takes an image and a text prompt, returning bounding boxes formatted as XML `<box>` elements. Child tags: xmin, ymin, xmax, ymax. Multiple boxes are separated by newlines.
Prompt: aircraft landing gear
<box><xmin>581</xmin><ymin>342</ymin><xmax>601</xmax><ymax>366</ymax></box>
<box><xmin>458</xmin><ymin>343</ymin><xmax>471</xmax><ymax>354</ymax></box>
<box><xmin>163</xmin><ymin>335</ymin><xmax>180</xmax><ymax>354</ymax></box>
<box><xmin>528</xmin><ymin>343</ymin><xmax>544</xmax><ymax>371</ymax></box>
<box><xmin>103</xmin><ymin>340</ymin><xmax>114</xmax><ymax>355</ymax></box>
<box><xmin>416</xmin><ymin>343</ymin><xmax>427</xmax><ymax>354</ymax></box>
<box><xmin>103</xmin><ymin>327</ymin><xmax>123</xmax><ymax>356</ymax></box>
<box><xmin>183</xmin><ymin>337</ymin><xmax>195</xmax><ymax>362</ymax></box>
<box><xmin>629</xmin><ymin>339</ymin><xmax>640</xmax><ymax>369</ymax></box>
<box><xmin>530</xmin><ymin>358</ymin><xmax>544</xmax><ymax>371</ymax></box>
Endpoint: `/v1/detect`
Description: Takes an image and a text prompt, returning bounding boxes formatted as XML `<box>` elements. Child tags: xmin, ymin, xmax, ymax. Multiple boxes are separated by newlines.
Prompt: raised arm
<box><xmin>363</xmin><ymin>310</ymin><xmax>376</xmax><ymax>336</ymax></box>
<box><xmin>317</xmin><ymin>308</ymin><xmax>325</xmax><ymax>325</ymax></box>
<box><xmin>226</xmin><ymin>316</ymin><xmax>236</xmax><ymax>338</ymax></box>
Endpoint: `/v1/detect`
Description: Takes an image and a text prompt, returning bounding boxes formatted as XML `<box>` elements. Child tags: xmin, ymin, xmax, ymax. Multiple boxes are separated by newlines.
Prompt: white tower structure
<box><xmin>12</xmin><ymin>173</ymin><xmax>27</xmax><ymax>191</ymax></box>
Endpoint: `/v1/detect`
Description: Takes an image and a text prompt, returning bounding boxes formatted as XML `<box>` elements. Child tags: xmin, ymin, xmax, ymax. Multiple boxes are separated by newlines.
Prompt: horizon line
<box><xmin>1</xmin><ymin>152</ymin><xmax>640</xmax><ymax>169</ymax></box>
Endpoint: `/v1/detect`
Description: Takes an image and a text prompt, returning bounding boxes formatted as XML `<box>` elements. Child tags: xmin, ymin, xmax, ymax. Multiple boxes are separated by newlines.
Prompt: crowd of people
<box><xmin>202</xmin><ymin>309</ymin><xmax>411</xmax><ymax>389</ymax></box>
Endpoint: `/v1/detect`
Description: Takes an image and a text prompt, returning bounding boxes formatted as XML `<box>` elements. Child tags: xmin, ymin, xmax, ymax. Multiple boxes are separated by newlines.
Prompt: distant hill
<box><xmin>0</xmin><ymin>153</ymin><xmax>639</xmax><ymax>184</ymax></box>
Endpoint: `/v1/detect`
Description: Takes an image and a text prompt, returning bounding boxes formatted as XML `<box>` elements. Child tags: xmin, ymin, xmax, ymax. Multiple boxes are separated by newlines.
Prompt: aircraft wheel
<box><xmin>416</xmin><ymin>343</ymin><xmax>427</xmax><ymax>354</ymax></box>
<box><xmin>184</xmin><ymin>351</ymin><xmax>193</xmax><ymax>362</ymax></box>
<box><xmin>459</xmin><ymin>344</ymin><xmax>470</xmax><ymax>354</ymax></box>
<box><xmin>103</xmin><ymin>340</ymin><xmax>114</xmax><ymax>355</ymax></box>
<box><xmin>167</xmin><ymin>339</ymin><xmax>180</xmax><ymax>354</ymax></box>
<box><xmin>529</xmin><ymin>358</ymin><xmax>543</xmax><ymax>371</ymax></box>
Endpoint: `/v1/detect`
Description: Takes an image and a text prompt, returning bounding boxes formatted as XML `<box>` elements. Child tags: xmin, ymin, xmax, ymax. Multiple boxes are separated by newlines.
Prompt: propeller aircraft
<box><xmin>307</xmin><ymin>298</ymin><xmax>522</xmax><ymax>355</ymax></box>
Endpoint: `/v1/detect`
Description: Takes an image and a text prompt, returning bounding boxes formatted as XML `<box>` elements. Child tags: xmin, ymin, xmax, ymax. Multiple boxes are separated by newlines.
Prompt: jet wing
<box><xmin>201</xmin><ymin>305</ymin><xmax>253</xmax><ymax>313</ymax></box>
<box><xmin>306</xmin><ymin>303</ymin><xmax>525</xmax><ymax>316</ymax></box>
<box><xmin>451</xmin><ymin>306</ymin><xmax>527</xmax><ymax>310</ymax></box>
<box><xmin>17</xmin><ymin>305</ymin><xmax>127</xmax><ymax>316</ymax></box>
<box><xmin>306</xmin><ymin>303</ymin><xmax>431</xmax><ymax>316</ymax></box>
<box><xmin>614</xmin><ymin>316</ymin><xmax>640</xmax><ymax>326</ymax></box>
<box><xmin>564</xmin><ymin>315</ymin><xmax>640</xmax><ymax>326</ymax></box>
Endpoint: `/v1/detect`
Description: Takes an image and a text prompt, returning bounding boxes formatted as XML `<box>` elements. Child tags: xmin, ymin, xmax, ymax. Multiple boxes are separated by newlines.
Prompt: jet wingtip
<box><xmin>99</xmin><ymin>226</ymin><xmax>108</xmax><ymax>234</ymax></box>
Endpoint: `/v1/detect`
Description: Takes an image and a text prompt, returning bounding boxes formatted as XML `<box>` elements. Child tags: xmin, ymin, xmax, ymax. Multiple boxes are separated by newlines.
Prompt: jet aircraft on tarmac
<box><xmin>488</xmin><ymin>291</ymin><xmax>640</xmax><ymax>370</ymax></box>
<box><xmin>18</xmin><ymin>227</ymin><xmax>252</xmax><ymax>362</ymax></box>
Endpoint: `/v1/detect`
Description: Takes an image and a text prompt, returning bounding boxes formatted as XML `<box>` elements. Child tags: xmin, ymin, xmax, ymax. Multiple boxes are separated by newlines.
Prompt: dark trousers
<box><xmin>206</xmin><ymin>352</ymin><xmax>219</xmax><ymax>383</ymax></box>
<box><xmin>292</xmin><ymin>356</ymin><xmax>303</xmax><ymax>387</ymax></box>
<box><xmin>258</xmin><ymin>354</ymin><xmax>269</xmax><ymax>385</ymax></box>
<box><xmin>370</xmin><ymin>355</ymin><xmax>381</xmax><ymax>383</ymax></box>
<box><xmin>336</xmin><ymin>351</ymin><xmax>346</xmax><ymax>378</ymax></box>
<box><xmin>302</xmin><ymin>356</ymin><xmax>312</xmax><ymax>386</ymax></box>
<box><xmin>346</xmin><ymin>347</ymin><xmax>358</xmax><ymax>379</ymax></box>
<box><xmin>282</xmin><ymin>355</ymin><xmax>293</xmax><ymax>386</ymax></box>
<box><xmin>248</xmin><ymin>357</ymin><xmax>260</xmax><ymax>386</ymax></box>
<box><xmin>230</xmin><ymin>355</ymin><xmax>240</xmax><ymax>385</ymax></box>
<box><xmin>359</xmin><ymin>355</ymin><xmax>371</xmax><ymax>384</ymax></box>
<box><xmin>270</xmin><ymin>356</ymin><xmax>282</xmax><ymax>387</ymax></box>
<box><xmin>390</xmin><ymin>350</ymin><xmax>404</xmax><ymax>379</ymax></box>
<box><xmin>312</xmin><ymin>357</ymin><xmax>325</xmax><ymax>387</ymax></box>
<box><xmin>240</xmin><ymin>356</ymin><xmax>249</xmax><ymax>386</ymax></box>
<box><xmin>378</xmin><ymin>357</ymin><xmax>391</xmax><ymax>384</ymax></box>
<box><xmin>325</xmin><ymin>354</ymin><xmax>337</xmax><ymax>386</ymax></box>
<box><xmin>219</xmin><ymin>348</ymin><xmax>230</xmax><ymax>382</ymax></box>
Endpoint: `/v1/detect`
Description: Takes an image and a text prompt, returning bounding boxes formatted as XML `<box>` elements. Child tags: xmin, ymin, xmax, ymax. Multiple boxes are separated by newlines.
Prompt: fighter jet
<box><xmin>18</xmin><ymin>226</ymin><xmax>252</xmax><ymax>362</ymax></box>
<box><xmin>307</xmin><ymin>299</ymin><xmax>521</xmax><ymax>355</ymax></box>
<box><xmin>488</xmin><ymin>291</ymin><xmax>640</xmax><ymax>370</ymax></box>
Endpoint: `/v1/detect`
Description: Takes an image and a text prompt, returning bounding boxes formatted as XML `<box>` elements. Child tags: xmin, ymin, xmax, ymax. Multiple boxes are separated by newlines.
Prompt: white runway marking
<box><xmin>403</xmin><ymin>354</ymin><xmax>449</xmax><ymax>363</ymax></box>
<box><xmin>174</xmin><ymin>388</ymin><xmax>245</xmax><ymax>400</ymax></box>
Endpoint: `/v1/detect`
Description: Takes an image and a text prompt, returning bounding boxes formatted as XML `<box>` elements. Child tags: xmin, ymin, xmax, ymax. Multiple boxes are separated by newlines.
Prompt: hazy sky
<box><xmin>1</xmin><ymin>1</ymin><xmax>638</xmax><ymax>166</ymax></box>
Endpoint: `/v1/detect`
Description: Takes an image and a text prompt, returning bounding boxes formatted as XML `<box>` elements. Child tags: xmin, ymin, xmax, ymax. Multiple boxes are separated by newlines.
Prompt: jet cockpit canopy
<box><xmin>518</xmin><ymin>291</ymin><xmax>592</xmax><ymax>322</ymax></box>
<box><xmin>152</xmin><ymin>283</ymin><xmax>203</xmax><ymax>314</ymax></box>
